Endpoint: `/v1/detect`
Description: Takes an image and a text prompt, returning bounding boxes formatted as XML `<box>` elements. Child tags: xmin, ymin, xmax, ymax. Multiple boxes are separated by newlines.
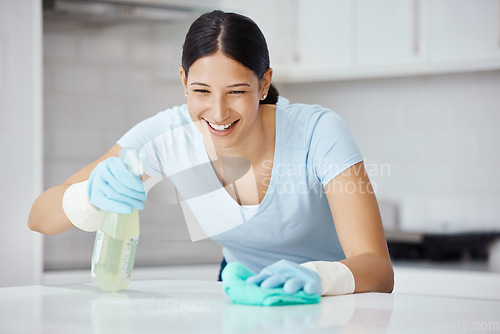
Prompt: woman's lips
<box><xmin>205</xmin><ymin>119</ymin><xmax>239</xmax><ymax>136</ymax></box>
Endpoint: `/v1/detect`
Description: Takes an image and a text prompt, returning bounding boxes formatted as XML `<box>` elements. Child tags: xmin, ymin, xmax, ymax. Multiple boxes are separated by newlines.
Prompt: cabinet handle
<box><xmin>413</xmin><ymin>0</ymin><xmax>421</xmax><ymax>55</ymax></box>
<box><xmin>291</xmin><ymin>0</ymin><xmax>300</xmax><ymax>63</ymax></box>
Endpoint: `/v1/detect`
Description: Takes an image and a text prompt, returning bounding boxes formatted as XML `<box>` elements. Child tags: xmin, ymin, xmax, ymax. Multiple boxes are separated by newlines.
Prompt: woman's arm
<box><xmin>325</xmin><ymin>161</ymin><xmax>394</xmax><ymax>293</ymax></box>
<box><xmin>28</xmin><ymin>144</ymin><xmax>122</xmax><ymax>235</ymax></box>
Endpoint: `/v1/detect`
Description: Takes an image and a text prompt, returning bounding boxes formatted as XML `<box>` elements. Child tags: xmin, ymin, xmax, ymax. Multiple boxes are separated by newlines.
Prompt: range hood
<box><xmin>43</xmin><ymin>0</ymin><xmax>220</xmax><ymax>24</ymax></box>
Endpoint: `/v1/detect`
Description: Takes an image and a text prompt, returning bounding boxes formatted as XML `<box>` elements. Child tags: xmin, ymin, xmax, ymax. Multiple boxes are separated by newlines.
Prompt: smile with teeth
<box><xmin>207</xmin><ymin>120</ymin><xmax>238</xmax><ymax>131</ymax></box>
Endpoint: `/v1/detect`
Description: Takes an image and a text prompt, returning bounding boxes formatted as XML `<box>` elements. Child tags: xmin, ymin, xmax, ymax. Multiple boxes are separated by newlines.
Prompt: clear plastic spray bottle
<box><xmin>91</xmin><ymin>148</ymin><xmax>144</xmax><ymax>292</ymax></box>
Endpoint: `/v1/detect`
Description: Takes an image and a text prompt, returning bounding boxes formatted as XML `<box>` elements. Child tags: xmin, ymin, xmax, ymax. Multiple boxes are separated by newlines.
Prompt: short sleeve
<box><xmin>117</xmin><ymin>105</ymin><xmax>191</xmax><ymax>177</ymax></box>
<box><xmin>116</xmin><ymin>114</ymin><xmax>164</xmax><ymax>177</ymax></box>
<box><xmin>306</xmin><ymin>109</ymin><xmax>363</xmax><ymax>186</ymax></box>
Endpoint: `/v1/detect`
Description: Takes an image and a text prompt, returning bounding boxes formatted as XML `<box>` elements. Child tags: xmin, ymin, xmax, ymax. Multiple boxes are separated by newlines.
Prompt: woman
<box><xmin>28</xmin><ymin>10</ymin><xmax>393</xmax><ymax>296</ymax></box>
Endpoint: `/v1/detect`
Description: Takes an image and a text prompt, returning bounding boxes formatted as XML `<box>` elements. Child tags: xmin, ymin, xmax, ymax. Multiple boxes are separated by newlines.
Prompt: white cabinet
<box><xmin>221</xmin><ymin>0</ymin><xmax>500</xmax><ymax>83</ymax></box>
<box><xmin>290</xmin><ymin>0</ymin><xmax>352</xmax><ymax>74</ymax></box>
<box><xmin>221</xmin><ymin>0</ymin><xmax>353</xmax><ymax>81</ymax></box>
<box><xmin>427</xmin><ymin>0</ymin><xmax>500</xmax><ymax>62</ymax></box>
<box><xmin>354</xmin><ymin>0</ymin><xmax>424</xmax><ymax>67</ymax></box>
<box><xmin>350</xmin><ymin>0</ymin><xmax>500</xmax><ymax>78</ymax></box>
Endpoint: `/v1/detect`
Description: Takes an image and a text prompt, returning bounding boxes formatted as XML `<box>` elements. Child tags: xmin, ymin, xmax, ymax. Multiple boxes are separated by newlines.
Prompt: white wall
<box><xmin>280</xmin><ymin>71</ymin><xmax>500</xmax><ymax>232</ymax></box>
<box><xmin>0</xmin><ymin>0</ymin><xmax>43</xmax><ymax>286</ymax></box>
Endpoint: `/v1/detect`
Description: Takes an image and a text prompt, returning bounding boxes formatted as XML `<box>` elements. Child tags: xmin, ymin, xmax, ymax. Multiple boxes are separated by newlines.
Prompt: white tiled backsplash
<box><xmin>43</xmin><ymin>20</ymin><xmax>500</xmax><ymax>270</ymax></box>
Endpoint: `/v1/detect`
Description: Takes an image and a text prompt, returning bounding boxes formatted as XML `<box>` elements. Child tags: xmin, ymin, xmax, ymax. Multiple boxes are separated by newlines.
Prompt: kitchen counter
<box><xmin>42</xmin><ymin>261</ymin><xmax>500</xmax><ymax>301</ymax></box>
<box><xmin>1</xmin><ymin>280</ymin><xmax>499</xmax><ymax>334</ymax></box>
<box><xmin>392</xmin><ymin>260</ymin><xmax>500</xmax><ymax>301</ymax></box>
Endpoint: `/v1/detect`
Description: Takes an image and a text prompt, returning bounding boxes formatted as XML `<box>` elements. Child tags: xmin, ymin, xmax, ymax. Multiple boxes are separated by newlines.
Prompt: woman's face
<box><xmin>180</xmin><ymin>52</ymin><xmax>270</xmax><ymax>150</ymax></box>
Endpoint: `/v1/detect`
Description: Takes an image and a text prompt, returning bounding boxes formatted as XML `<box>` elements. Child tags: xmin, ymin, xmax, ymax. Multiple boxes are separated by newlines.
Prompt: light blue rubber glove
<box><xmin>88</xmin><ymin>156</ymin><xmax>146</xmax><ymax>214</ymax></box>
<box><xmin>246</xmin><ymin>259</ymin><xmax>322</xmax><ymax>295</ymax></box>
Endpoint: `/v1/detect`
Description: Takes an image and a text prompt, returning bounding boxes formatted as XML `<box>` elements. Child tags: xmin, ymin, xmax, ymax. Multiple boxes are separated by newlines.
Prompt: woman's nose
<box><xmin>213</xmin><ymin>96</ymin><xmax>230</xmax><ymax>122</ymax></box>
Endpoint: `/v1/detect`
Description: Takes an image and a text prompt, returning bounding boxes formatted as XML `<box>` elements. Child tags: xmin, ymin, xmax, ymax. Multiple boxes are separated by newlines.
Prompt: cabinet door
<box><xmin>354</xmin><ymin>0</ymin><xmax>425</xmax><ymax>66</ymax></box>
<box><xmin>292</xmin><ymin>0</ymin><xmax>352</xmax><ymax>72</ymax></box>
<box><xmin>426</xmin><ymin>0</ymin><xmax>500</xmax><ymax>62</ymax></box>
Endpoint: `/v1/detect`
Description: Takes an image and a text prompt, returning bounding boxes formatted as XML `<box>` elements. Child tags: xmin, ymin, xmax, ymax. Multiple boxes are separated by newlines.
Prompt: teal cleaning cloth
<box><xmin>222</xmin><ymin>262</ymin><xmax>321</xmax><ymax>306</ymax></box>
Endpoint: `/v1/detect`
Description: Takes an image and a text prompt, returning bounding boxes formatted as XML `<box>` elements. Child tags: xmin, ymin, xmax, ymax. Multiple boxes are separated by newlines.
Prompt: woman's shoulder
<box><xmin>152</xmin><ymin>103</ymin><xmax>190</xmax><ymax>125</ymax></box>
<box><xmin>117</xmin><ymin>104</ymin><xmax>192</xmax><ymax>147</ymax></box>
<box><xmin>279</xmin><ymin>97</ymin><xmax>345</xmax><ymax>132</ymax></box>
<box><xmin>131</xmin><ymin>104</ymin><xmax>190</xmax><ymax>132</ymax></box>
<box><xmin>277</xmin><ymin>97</ymin><xmax>353</xmax><ymax>149</ymax></box>
<box><xmin>279</xmin><ymin>97</ymin><xmax>339</xmax><ymax>122</ymax></box>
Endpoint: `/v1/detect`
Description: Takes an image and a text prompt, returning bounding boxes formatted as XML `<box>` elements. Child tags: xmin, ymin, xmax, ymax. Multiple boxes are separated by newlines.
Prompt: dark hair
<box><xmin>182</xmin><ymin>10</ymin><xmax>279</xmax><ymax>105</ymax></box>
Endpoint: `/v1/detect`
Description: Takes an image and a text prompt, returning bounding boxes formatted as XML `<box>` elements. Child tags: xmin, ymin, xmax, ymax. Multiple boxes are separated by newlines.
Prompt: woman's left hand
<box><xmin>246</xmin><ymin>259</ymin><xmax>321</xmax><ymax>295</ymax></box>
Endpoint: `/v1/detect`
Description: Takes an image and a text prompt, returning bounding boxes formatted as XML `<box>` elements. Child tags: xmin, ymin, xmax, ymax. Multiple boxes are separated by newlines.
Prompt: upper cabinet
<box><xmin>221</xmin><ymin>0</ymin><xmax>353</xmax><ymax>81</ymax></box>
<box><xmin>289</xmin><ymin>0</ymin><xmax>352</xmax><ymax>75</ymax></box>
<box><xmin>354</xmin><ymin>0</ymin><xmax>424</xmax><ymax>67</ymax></box>
<box><xmin>427</xmin><ymin>0</ymin><xmax>500</xmax><ymax>62</ymax></box>
<box><xmin>221</xmin><ymin>0</ymin><xmax>500</xmax><ymax>83</ymax></box>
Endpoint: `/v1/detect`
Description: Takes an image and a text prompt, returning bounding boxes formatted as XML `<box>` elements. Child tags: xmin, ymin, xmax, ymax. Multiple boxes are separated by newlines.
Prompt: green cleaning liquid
<box><xmin>91</xmin><ymin>209</ymin><xmax>140</xmax><ymax>292</ymax></box>
<box><xmin>90</xmin><ymin>147</ymin><xmax>145</xmax><ymax>293</ymax></box>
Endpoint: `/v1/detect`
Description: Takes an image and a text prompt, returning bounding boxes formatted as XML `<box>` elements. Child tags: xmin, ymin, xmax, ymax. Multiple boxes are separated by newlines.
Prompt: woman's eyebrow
<box><xmin>190</xmin><ymin>82</ymin><xmax>251</xmax><ymax>88</ymax></box>
<box><xmin>191</xmin><ymin>82</ymin><xmax>210</xmax><ymax>86</ymax></box>
<box><xmin>228</xmin><ymin>83</ymin><xmax>251</xmax><ymax>88</ymax></box>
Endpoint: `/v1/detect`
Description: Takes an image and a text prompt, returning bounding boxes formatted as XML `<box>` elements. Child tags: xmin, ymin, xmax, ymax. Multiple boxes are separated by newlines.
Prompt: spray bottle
<box><xmin>91</xmin><ymin>148</ymin><xmax>144</xmax><ymax>292</ymax></box>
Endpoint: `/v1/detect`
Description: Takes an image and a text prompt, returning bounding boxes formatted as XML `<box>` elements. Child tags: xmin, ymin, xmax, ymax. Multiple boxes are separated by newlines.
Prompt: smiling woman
<box><xmin>28</xmin><ymin>10</ymin><xmax>393</xmax><ymax>301</ymax></box>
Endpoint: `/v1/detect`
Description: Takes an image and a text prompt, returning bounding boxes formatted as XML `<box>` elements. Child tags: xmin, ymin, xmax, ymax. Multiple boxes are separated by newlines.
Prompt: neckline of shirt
<box><xmin>182</xmin><ymin>97</ymin><xmax>288</xmax><ymax>214</ymax></box>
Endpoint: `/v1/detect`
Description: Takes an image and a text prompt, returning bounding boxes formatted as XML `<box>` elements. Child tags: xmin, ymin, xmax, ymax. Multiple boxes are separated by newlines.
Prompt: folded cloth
<box><xmin>222</xmin><ymin>262</ymin><xmax>321</xmax><ymax>306</ymax></box>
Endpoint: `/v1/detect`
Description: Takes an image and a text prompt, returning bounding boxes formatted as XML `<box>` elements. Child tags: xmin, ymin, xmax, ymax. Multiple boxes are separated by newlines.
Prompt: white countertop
<box><xmin>42</xmin><ymin>261</ymin><xmax>500</xmax><ymax>301</ymax></box>
<box><xmin>1</xmin><ymin>279</ymin><xmax>499</xmax><ymax>334</ymax></box>
<box><xmin>392</xmin><ymin>260</ymin><xmax>500</xmax><ymax>301</ymax></box>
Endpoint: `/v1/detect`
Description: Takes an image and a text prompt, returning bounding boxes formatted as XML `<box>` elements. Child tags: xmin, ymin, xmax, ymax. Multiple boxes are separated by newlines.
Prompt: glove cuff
<box><xmin>300</xmin><ymin>261</ymin><xmax>355</xmax><ymax>296</ymax></box>
<box><xmin>62</xmin><ymin>180</ymin><xmax>103</xmax><ymax>232</ymax></box>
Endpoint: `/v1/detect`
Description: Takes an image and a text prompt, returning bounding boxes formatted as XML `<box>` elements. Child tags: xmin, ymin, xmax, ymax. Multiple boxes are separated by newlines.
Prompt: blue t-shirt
<box><xmin>117</xmin><ymin>96</ymin><xmax>363</xmax><ymax>272</ymax></box>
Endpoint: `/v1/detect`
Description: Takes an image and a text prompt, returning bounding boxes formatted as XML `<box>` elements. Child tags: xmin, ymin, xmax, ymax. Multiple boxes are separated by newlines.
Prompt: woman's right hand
<box><xmin>88</xmin><ymin>157</ymin><xmax>147</xmax><ymax>214</ymax></box>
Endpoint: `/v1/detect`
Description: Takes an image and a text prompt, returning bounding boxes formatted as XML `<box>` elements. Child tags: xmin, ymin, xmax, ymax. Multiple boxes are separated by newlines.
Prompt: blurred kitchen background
<box><xmin>2</xmin><ymin>0</ymin><xmax>500</xmax><ymax>299</ymax></box>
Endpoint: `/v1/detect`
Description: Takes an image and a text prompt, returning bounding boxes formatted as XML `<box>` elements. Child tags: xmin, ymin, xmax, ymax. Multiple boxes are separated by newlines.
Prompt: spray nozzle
<box><xmin>119</xmin><ymin>148</ymin><xmax>147</xmax><ymax>177</ymax></box>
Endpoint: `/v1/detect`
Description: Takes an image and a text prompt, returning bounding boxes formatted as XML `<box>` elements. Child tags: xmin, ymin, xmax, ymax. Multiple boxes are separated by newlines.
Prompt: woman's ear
<box><xmin>179</xmin><ymin>66</ymin><xmax>188</xmax><ymax>94</ymax></box>
<box><xmin>260</xmin><ymin>68</ymin><xmax>273</xmax><ymax>97</ymax></box>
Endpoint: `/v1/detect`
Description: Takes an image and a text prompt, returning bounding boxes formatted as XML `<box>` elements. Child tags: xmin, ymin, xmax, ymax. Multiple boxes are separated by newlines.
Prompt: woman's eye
<box><xmin>194</xmin><ymin>89</ymin><xmax>210</xmax><ymax>94</ymax></box>
<box><xmin>230</xmin><ymin>91</ymin><xmax>246</xmax><ymax>95</ymax></box>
